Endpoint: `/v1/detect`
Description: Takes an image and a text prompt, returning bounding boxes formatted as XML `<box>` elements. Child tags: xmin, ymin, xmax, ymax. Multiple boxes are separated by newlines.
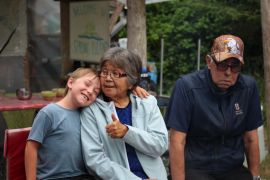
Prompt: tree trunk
<box><xmin>261</xmin><ymin>0</ymin><xmax>270</xmax><ymax>151</ymax></box>
<box><xmin>127</xmin><ymin>0</ymin><xmax>147</xmax><ymax>68</ymax></box>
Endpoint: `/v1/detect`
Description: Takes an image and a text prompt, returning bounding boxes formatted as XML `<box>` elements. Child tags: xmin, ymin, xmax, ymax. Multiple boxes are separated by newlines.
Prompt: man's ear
<box><xmin>205</xmin><ymin>55</ymin><xmax>212</xmax><ymax>69</ymax></box>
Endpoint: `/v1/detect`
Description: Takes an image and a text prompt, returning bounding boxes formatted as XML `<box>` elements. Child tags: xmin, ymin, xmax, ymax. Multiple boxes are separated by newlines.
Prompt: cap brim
<box><xmin>213</xmin><ymin>52</ymin><xmax>244</xmax><ymax>64</ymax></box>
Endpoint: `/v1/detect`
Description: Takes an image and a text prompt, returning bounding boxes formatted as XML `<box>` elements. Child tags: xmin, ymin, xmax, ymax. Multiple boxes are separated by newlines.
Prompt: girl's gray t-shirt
<box><xmin>28</xmin><ymin>103</ymin><xmax>87</xmax><ymax>179</ymax></box>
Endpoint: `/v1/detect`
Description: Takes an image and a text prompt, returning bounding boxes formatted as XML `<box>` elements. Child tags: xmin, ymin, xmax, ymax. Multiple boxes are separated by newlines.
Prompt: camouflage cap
<box><xmin>211</xmin><ymin>34</ymin><xmax>244</xmax><ymax>64</ymax></box>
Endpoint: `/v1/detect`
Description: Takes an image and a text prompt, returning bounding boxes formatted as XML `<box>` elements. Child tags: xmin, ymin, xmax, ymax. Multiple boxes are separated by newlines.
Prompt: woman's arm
<box><xmin>80</xmin><ymin>106</ymin><xmax>141</xmax><ymax>180</ymax></box>
<box><xmin>123</xmin><ymin>96</ymin><xmax>168</xmax><ymax>157</ymax></box>
<box><xmin>25</xmin><ymin>140</ymin><xmax>40</xmax><ymax>180</ymax></box>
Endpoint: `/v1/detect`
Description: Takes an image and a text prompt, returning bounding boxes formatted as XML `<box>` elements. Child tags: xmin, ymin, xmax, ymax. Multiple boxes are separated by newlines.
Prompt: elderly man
<box><xmin>166</xmin><ymin>34</ymin><xmax>262</xmax><ymax>180</ymax></box>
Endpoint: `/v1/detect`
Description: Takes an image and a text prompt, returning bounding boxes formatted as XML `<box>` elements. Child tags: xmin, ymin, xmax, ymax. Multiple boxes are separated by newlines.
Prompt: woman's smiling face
<box><xmin>100</xmin><ymin>61</ymin><xmax>132</xmax><ymax>101</ymax></box>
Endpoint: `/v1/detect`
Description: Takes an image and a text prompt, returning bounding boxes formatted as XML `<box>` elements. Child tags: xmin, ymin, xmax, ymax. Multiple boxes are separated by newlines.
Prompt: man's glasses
<box><xmin>211</xmin><ymin>56</ymin><xmax>242</xmax><ymax>73</ymax></box>
<box><xmin>99</xmin><ymin>69</ymin><xmax>127</xmax><ymax>79</ymax></box>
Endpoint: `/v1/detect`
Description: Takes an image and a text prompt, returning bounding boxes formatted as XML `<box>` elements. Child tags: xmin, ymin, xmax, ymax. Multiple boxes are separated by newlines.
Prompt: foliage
<box><xmin>146</xmin><ymin>0</ymin><xmax>263</xmax><ymax>96</ymax></box>
<box><xmin>3</xmin><ymin>110</ymin><xmax>34</xmax><ymax>128</ymax></box>
<box><xmin>261</xmin><ymin>153</ymin><xmax>270</xmax><ymax>178</ymax></box>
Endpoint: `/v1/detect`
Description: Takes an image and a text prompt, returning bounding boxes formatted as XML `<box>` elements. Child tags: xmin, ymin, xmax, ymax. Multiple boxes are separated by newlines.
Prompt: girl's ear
<box><xmin>67</xmin><ymin>77</ymin><xmax>74</xmax><ymax>89</ymax></box>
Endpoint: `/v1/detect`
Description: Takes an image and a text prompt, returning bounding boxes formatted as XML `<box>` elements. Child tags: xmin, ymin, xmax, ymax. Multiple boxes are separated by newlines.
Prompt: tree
<box><xmin>260</xmin><ymin>0</ymin><xmax>270</xmax><ymax>151</ymax></box>
<box><xmin>127</xmin><ymin>0</ymin><xmax>147</xmax><ymax>68</ymax></box>
<box><xmin>146</xmin><ymin>0</ymin><xmax>263</xmax><ymax>96</ymax></box>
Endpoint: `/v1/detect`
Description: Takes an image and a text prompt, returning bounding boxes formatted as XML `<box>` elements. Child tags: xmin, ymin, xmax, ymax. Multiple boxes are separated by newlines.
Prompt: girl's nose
<box><xmin>87</xmin><ymin>87</ymin><xmax>94</xmax><ymax>95</ymax></box>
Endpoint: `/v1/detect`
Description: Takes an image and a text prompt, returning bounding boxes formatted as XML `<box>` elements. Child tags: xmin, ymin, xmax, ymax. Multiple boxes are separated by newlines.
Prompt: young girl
<box><xmin>25</xmin><ymin>67</ymin><xmax>149</xmax><ymax>180</ymax></box>
<box><xmin>25</xmin><ymin>68</ymin><xmax>100</xmax><ymax>180</ymax></box>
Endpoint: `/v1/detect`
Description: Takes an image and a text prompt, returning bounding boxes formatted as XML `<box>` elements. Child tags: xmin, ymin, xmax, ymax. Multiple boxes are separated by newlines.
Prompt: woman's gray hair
<box><xmin>100</xmin><ymin>47</ymin><xmax>142</xmax><ymax>90</ymax></box>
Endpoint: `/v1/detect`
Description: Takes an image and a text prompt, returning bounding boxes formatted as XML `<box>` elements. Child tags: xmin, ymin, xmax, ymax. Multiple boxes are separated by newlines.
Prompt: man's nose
<box><xmin>225</xmin><ymin>66</ymin><xmax>232</xmax><ymax>75</ymax></box>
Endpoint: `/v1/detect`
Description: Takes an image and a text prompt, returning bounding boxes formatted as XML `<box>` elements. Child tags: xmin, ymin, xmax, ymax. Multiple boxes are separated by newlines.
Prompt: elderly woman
<box><xmin>80</xmin><ymin>47</ymin><xmax>168</xmax><ymax>180</ymax></box>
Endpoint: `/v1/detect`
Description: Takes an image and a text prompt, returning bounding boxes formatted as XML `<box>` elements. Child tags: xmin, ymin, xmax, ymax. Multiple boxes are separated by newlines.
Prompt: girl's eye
<box><xmin>85</xmin><ymin>81</ymin><xmax>92</xmax><ymax>87</ymax></box>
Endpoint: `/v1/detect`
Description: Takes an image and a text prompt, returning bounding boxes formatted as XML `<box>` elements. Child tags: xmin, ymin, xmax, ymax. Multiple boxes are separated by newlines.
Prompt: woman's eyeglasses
<box><xmin>99</xmin><ymin>69</ymin><xmax>127</xmax><ymax>79</ymax></box>
<box><xmin>211</xmin><ymin>56</ymin><xmax>242</xmax><ymax>73</ymax></box>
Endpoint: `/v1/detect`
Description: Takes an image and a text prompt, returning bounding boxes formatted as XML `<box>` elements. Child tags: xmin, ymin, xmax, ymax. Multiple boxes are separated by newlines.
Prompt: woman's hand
<box><xmin>106</xmin><ymin>113</ymin><xmax>128</xmax><ymax>138</ymax></box>
<box><xmin>132</xmin><ymin>86</ymin><xmax>149</xmax><ymax>98</ymax></box>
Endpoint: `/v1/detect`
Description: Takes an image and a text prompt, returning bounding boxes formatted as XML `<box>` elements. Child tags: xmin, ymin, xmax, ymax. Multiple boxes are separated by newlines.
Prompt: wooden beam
<box><xmin>23</xmin><ymin>51</ymin><xmax>30</xmax><ymax>89</ymax></box>
<box><xmin>60</xmin><ymin>0</ymin><xmax>72</xmax><ymax>84</ymax></box>
<box><xmin>109</xmin><ymin>1</ymin><xmax>124</xmax><ymax>34</ymax></box>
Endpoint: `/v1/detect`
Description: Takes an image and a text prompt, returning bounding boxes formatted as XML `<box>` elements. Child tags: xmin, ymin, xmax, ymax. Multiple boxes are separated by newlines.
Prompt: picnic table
<box><xmin>0</xmin><ymin>95</ymin><xmax>60</xmax><ymax>111</ymax></box>
<box><xmin>0</xmin><ymin>95</ymin><xmax>61</xmax><ymax>179</ymax></box>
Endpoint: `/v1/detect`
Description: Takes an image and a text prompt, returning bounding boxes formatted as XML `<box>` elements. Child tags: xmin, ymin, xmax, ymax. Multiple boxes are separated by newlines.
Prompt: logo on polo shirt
<box><xmin>234</xmin><ymin>103</ymin><xmax>243</xmax><ymax>115</ymax></box>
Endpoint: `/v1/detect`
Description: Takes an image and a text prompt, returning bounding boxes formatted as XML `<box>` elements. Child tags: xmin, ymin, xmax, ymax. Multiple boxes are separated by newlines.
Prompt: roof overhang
<box><xmin>117</xmin><ymin>0</ymin><xmax>171</xmax><ymax>5</ymax></box>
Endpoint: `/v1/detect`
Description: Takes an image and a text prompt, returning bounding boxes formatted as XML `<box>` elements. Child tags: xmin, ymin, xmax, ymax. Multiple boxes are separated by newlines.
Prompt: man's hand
<box><xmin>106</xmin><ymin>113</ymin><xmax>128</xmax><ymax>138</ymax></box>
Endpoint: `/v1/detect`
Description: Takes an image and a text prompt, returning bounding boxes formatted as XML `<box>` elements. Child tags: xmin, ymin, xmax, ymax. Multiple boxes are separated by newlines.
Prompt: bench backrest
<box><xmin>3</xmin><ymin>127</ymin><xmax>31</xmax><ymax>180</ymax></box>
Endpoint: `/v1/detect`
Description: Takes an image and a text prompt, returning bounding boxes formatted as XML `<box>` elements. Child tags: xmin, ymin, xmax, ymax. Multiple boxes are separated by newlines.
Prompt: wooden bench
<box><xmin>3</xmin><ymin>127</ymin><xmax>31</xmax><ymax>180</ymax></box>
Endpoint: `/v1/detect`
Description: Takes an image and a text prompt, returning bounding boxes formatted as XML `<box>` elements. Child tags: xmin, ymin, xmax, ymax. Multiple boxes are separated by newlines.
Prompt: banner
<box><xmin>70</xmin><ymin>1</ymin><xmax>110</xmax><ymax>63</ymax></box>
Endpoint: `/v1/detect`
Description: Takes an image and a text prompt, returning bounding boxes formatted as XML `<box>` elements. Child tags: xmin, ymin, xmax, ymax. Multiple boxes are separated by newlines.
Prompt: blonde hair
<box><xmin>64</xmin><ymin>68</ymin><xmax>97</xmax><ymax>95</ymax></box>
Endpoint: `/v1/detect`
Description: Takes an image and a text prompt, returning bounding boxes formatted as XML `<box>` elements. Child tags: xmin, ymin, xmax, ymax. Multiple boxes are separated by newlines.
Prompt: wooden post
<box><xmin>60</xmin><ymin>0</ymin><xmax>72</xmax><ymax>85</ymax></box>
<box><xmin>127</xmin><ymin>0</ymin><xmax>147</xmax><ymax>68</ymax></box>
<box><xmin>261</xmin><ymin>0</ymin><xmax>270</xmax><ymax>151</ymax></box>
<box><xmin>23</xmin><ymin>51</ymin><xmax>30</xmax><ymax>89</ymax></box>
